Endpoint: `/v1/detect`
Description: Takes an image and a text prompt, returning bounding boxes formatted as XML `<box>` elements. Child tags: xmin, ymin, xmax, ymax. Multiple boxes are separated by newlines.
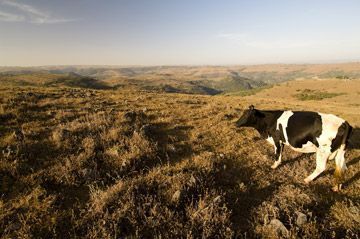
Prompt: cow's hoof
<box><xmin>271</xmin><ymin>162</ymin><xmax>280</xmax><ymax>169</ymax></box>
<box><xmin>332</xmin><ymin>184</ymin><xmax>342</xmax><ymax>192</ymax></box>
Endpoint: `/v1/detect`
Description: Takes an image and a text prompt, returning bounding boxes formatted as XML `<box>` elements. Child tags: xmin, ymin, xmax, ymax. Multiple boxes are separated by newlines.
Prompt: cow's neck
<box><xmin>253</xmin><ymin>119</ymin><xmax>269</xmax><ymax>137</ymax></box>
<box><xmin>252</xmin><ymin>110</ymin><xmax>282</xmax><ymax>137</ymax></box>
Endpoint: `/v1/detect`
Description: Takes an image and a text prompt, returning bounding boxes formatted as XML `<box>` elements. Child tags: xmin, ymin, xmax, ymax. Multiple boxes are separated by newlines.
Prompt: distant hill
<box><xmin>1</xmin><ymin>62</ymin><xmax>360</xmax><ymax>95</ymax></box>
<box><xmin>0</xmin><ymin>72</ymin><xmax>111</xmax><ymax>90</ymax></box>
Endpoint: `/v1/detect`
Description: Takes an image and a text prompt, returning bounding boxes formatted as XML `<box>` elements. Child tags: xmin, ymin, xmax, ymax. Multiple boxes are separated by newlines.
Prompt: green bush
<box><xmin>294</xmin><ymin>89</ymin><xmax>345</xmax><ymax>101</ymax></box>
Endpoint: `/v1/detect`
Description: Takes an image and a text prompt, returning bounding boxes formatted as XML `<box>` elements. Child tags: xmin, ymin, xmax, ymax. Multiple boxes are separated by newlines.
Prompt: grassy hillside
<box><xmin>0</xmin><ymin>71</ymin><xmax>262</xmax><ymax>95</ymax></box>
<box><xmin>0</xmin><ymin>78</ymin><xmax>359</xmax><ymax>238</ymax></box>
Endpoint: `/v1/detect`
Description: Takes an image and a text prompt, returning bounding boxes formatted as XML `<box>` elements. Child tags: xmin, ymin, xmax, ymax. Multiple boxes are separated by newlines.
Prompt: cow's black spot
<box><xmin>286</xmin><ymin>112</ymin><xmax>322</xmax><ymax>148</ymax></box>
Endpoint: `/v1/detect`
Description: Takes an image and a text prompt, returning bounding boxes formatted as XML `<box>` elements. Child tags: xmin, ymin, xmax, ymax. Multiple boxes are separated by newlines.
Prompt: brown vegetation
<box><xmin>0</xmin><ymin>79</ymin><xmax>359</xmax><ymax>238</ymax></box>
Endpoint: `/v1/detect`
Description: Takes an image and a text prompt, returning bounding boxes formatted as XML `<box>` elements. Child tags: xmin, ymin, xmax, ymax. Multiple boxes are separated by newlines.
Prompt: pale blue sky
<box><xmin>1</xmin><ymin>0</ymin><xmax>360</xmax><ymax>66</ymax></box>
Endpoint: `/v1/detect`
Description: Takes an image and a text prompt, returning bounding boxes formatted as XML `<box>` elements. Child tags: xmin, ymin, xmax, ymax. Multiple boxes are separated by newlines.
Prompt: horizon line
<box><xmin>1</xmin><ymin>60</ymin><xmax>360</xmax><ymax>68</ymax></box>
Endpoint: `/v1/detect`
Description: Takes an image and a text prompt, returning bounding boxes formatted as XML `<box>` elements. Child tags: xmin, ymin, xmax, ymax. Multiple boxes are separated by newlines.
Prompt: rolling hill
<box><xmin>1</xmin><ymin>62</ymin><xmax>360</xmax><ymax>95</ymax></box>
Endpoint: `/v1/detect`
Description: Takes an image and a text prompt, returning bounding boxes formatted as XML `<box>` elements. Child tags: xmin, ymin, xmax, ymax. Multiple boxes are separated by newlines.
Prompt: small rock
<box><xmin>269</xmin><ymin>219</ymin><xmax>289</xmax><ymax>237</ymax></box>
<box><xmin>172</xmin><ymin>190</ymin><xmax>181</xmax><ymax>202</ymax></box>
<box><xmin>238</xmin><ymin>182</ymin><xmax>246</xmax><ymax>191</ymax></box>
<box><xmin>296</xmin><ymin>212</ymin><xmax>307</xmax><ymax>226</ymax></box>
<box><xmin>219</xmin><ymin>153</ymin><xmax>225</xmax><ymax>158</ymax></box>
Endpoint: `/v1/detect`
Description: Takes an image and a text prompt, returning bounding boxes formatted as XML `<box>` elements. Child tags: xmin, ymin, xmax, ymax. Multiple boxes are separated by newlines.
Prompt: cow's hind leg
<box><xmin>333</xmin><ymin>145</ymin><xmax>347</xmax><ymax>191</ymax></box>
<box><xmin>271</xmin><ymin>141</ymin><xmax>284</xmax><ymax>169</ymax></box>
<box><xmin>304</xmin><ymin>149</ymin><xmax>330</xmax><ymax>184</ymax></box>
<box><xmin>328</xmin><ymin>150</ymin><xmax>337</xmax><ymax>161</ymax></box>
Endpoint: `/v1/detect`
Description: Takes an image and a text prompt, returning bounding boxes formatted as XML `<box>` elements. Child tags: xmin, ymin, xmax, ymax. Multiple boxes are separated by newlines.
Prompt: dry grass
<box><xmin>0</xmin><ymin>81</ymin><xmax>359</xmax><ymax>238</ymax></box>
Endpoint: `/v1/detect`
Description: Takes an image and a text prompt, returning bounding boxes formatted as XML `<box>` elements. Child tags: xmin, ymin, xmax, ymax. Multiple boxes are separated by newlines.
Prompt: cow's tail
<box><xmin>344</xmin><ymin>121</ymin><xmax>353</xmax><ymax>150</ymax></box>
<box><xmin>333</xmin><ymin>121</ymin><xmax>353</xmax><ymax>189</ymax></box>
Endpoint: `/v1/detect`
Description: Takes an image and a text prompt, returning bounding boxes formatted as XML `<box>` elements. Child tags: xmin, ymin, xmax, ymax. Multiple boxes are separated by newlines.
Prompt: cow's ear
<box><xmin>249</xmin><ymin>105</ymin><xmax>255</xmax><ymax>110</ymax></box>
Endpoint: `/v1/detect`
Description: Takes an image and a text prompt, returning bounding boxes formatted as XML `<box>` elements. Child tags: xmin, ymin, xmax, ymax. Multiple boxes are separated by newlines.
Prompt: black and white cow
<box><xmin>236</xmin><ymin>105</ymin><xmax>353</xmax><ymax>191</ymax></box>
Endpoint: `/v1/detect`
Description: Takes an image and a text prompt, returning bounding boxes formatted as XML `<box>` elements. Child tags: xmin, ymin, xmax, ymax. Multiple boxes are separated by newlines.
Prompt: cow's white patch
<box><xmin>316</xmin><ymin>113</ymin><xmax>345</xmax><ymax>147</ymax></box>
<box><xmin>266</xmin><ymin>136</ymin><xmax>276</xmax><ymax>153</ymax></box>
<box><xmin>276</xmin><ymin>111</ymin><xmax>294</xmax><ymax>143</ymax></box>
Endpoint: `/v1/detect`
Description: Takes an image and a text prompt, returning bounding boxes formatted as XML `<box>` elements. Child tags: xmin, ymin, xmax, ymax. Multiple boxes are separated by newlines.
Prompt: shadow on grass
<box><xmin>148</xmin><ymin>122</ymin><xmax>194</xmax><ymax>165</ymax></box>
<box><xmin>349</xmin><ymin>127</ymin><xmax>360</xmax><ymax>149</ymax></box>
<box><xmin>343</xmin><ymin>171</ymin><xmax>360</xmax><ymax>189</ymax></box>
<box><xmin>280</xmin><ymin>153</ymin><xmax>311</xmax><ymax>168</ymax></box>
<box><xmin>343</xmin><ymin>156</ymin><xmax>360</xmax><ymax>188</ymax></box>
<box><xmin>306</xmin><ymin>182</ymin><xmax>360</xmax><ymax>238</ymax></box>
<box><xmin>211</xmin><ymin>156</ymin><xmax>282</xmax><ymax>236</ymax></box>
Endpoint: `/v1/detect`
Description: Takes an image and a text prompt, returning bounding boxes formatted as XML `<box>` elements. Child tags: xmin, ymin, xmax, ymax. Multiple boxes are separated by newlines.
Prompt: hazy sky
<box><xmin>1</xmin><ymin>0</ymin><xmax>360</xmax><ymax>66</ymax></box>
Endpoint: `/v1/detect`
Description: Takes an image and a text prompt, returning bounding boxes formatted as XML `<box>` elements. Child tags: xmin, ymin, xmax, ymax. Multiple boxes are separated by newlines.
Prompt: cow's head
<box><xmin>236</xmin><ymin>105</ymin><xmax>264</xmax><ymax>127</ymax></box>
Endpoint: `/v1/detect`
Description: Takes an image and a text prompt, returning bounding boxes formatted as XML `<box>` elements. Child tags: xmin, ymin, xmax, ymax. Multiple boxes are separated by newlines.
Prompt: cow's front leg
<box><xmin>304</xmin><ymin>149</ymin><xmax>330</xmax><ymax>184</ymax></box>
<box><xmin>271</xmin><ymin>141</ymin><xmax>284</xmax><ymax>169</ymax></box>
